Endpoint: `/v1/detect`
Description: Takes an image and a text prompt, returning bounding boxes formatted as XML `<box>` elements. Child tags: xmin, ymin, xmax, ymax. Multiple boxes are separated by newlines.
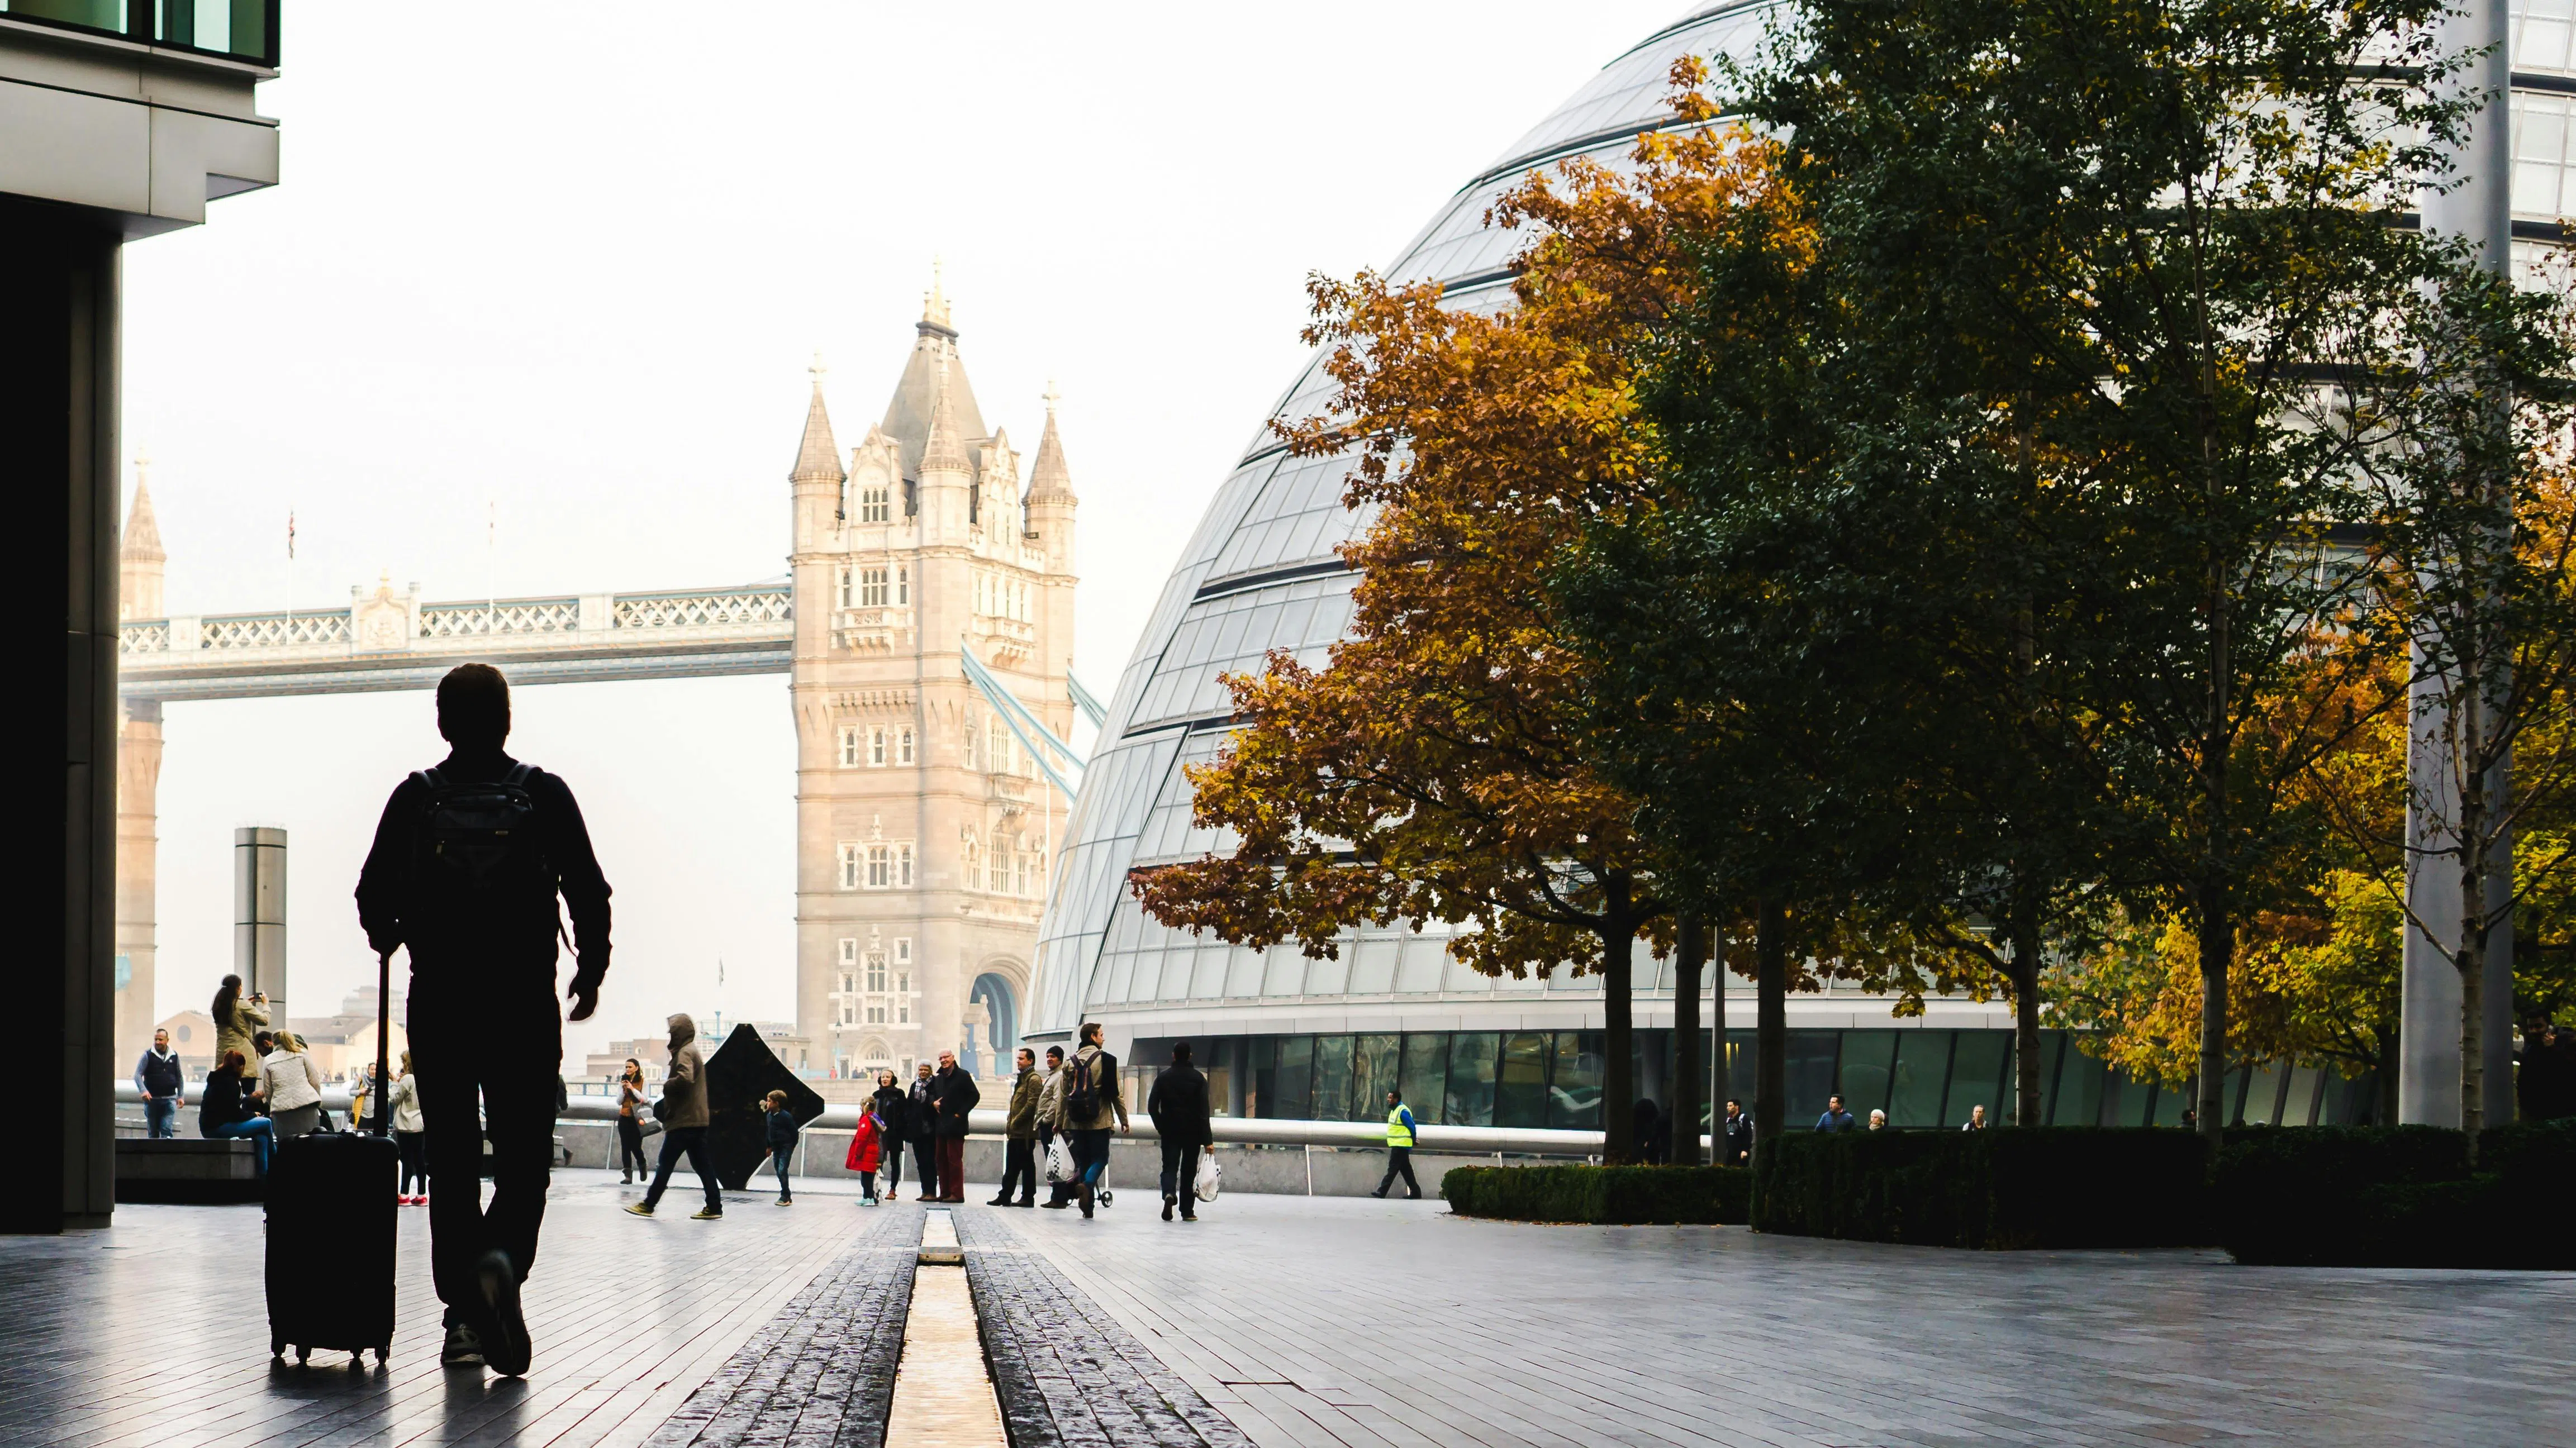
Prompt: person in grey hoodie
<box><xmin>627</xmin><ymin>1013</ymin><xmax>721</xmax><ymax>1220</ymax></box>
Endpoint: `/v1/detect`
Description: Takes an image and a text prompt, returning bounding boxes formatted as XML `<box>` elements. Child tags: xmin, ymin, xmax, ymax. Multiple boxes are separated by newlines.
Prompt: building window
<box><xmin>866</xmin><ymin>951</ymin><xmax>888</xmax><ymax>993</ymax></box>
<box><xmin>868</xmin><ymin>725</ymin><xmax>888</xmax><ymax>766</ymax></box>
<box><xmin>897</xmin><ymin>843</ymin><xmax>915</xmax><ymax>888</ymax></box>
<box><xmin>895</xmin><ymin>970</ymin><xmax>912</xmax><ymax>1023</ymax></box>
<box><xmin>861</xmin><ymin>566</ymin><xmax>889</xmax><ymax>607</ymax></box>
<box><xmin>839</xmin><ymin>937</ymin><xmax>858</xmax><ymax>968</ymax></box>
<box><xmin>986</xmin><ymin>718</ymin><xmax>1009</xmax><ymax>775</ymax></box>
<box><xmin>866</xmin><ymin>844</ymin><xmax>891</xmax><ymax>889</ymax></box>
<box><xmin>835</xmin><ymin>566</ymin><xmax>854</xmax><ymax>609</ymax></box>
<box><xmin>837</xmin><ymin>726</ymin><xmax>861</xmax><ymax>768</ymax></box>
<box><xmin>963</xmin><ymin>721</ymin><xmax>978</xmax><ymax>771</ymax></box>
<box><xmin>837</xmin><ymin>843</ymin><xmax>861</xmax><ymax>890</ymax></box>
<box><xmin>896</xmin><ymin>566</ymin><xmax>910</xmax><ymax>606</ymax></box>
<box><xmin>861</xmin><ymin>485</ymin><xmax>890</xmax><ymax>522</ymax></box>
<box><xmin>896</xmin><ymin>726</ymin><xmax>914</xmax><ymax>765</ymax></box>
<box><xmin>962</xmin><ymin>832</ymin><xmax>981</xmax><ymax>890</ymax></box>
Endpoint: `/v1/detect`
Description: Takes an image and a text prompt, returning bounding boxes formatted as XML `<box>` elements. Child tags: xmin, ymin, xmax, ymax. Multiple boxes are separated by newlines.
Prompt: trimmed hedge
<box><xmin>2214</xmin><ymin>1120</ymin><xmax>2576</xmax><ymax>1268</ymax></box>
<box><xmin>1442</xmin><ymin>1164</ymin><xmax>1752</xmax><ymax>1224</ymax></box>
<box><xmin>1753</xmin><ymin>1127</ymin><xmax>2212</xmax><ymax>1249</ymax></box>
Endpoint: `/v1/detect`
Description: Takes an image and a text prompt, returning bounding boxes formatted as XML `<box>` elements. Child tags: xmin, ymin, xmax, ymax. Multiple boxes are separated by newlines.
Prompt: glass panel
<box><xmin>2238</xmin><ymin>1063</ymin><xmax>2287</xmax><ymax>1126</ymax></box>
<box><xmin>1249</xmin><ymin>1036</ymin><xmax>1277</xmax><ymax>1119</ymax></box>
<box><xmin>1888</xmin><ymin>1032</ymin><xmax>1952</xmax><ymax>1128</ymax></box>
<box><xmin>1348</xmin><ymin>936</ymin><xmax>1398</xmax><ymax>994</ymax></box>
<box><xmin>1786</xmin><ymin>1031</ymin><xmax>1841</xmax><ymax>1125</ymax></box>
<box><xmin>1945</xmin><ymin>1031</ymin><xmax>2009</xmax><ymax>1128</ymax></box>
<box><xmin>1352</xmin><ymin>1033</ymin><xmax>1400</xmax><ymax>1122</ymax></box>
<box><xmin>1444</xmin><ymin>1032</ymin><xmax>1498</xmax><ymax>1126</ymax></box>
<box><xmin>2028</xmin><ymin>1031</ymin><xmax>2068</xmax><ymax>1126</ymax></box>
<box><xmin>1274</xmin><ymin>1035</ymin><xmax>1313</xmax><ymax>1122</ymax></box>
<box><xmin>14</xmin><ymin>0</ymin><xmax>127</xmax><ymax>30</ymax></box>
<box><xmin>1548</xmin><ymin>1031</ymin><xmax>1605</xmax><ymax>1131</ymax></box>
<box><xmin>2149</xmin><ymin>1079</ymin><xmax>2189</xmax><ymax>1126</ymax></box>
<box><xmin>1721</xmin><ymin>1031</ymin><xmax>1756</xmax><ymax>1112</ymax></box>
<box><xmin>1495</xmin><ymin>1032</ymin><xmax>1549</xmax><ymax>1128</ymax></box>
<box><xmin>2282</xmin><ymin>1064</ymin><xmax>2324</xmax><ymax>1127</ymax></box>
<box><xmin>2056</xmin><ymin>1046</ymin><xmax>2108</xmax><ymax>1128</ymax></box>
<box><xmin>1400</xmin><ymin>1034</ymin><xmax>1449</xmax><ymax>1125</ymax></box>
<box><xmin>1310</xmin><ymin>1035</ymin><xmax>1353</xmax><ymax>1123</ymax></box>
<box><xmin>1837</xmin><ymin>1031</ymin><xmax>1898</xmax><ymax>1119</ymax></box>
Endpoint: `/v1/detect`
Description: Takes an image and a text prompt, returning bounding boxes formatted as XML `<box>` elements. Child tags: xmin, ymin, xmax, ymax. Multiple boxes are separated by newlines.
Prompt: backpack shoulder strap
<box><xmin>505</xmin><ymin>762</ymin><xmax>536</xmax><ymax>789</ymax></box>
<box><xmin>413</xmin><ymin>768</ymin><xmax>444</xmax><ymax>792</ymax></box>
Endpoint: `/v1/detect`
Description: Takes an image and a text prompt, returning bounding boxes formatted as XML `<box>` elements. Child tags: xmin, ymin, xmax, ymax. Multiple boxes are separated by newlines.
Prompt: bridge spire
<box><xmin>1028</xmin><ymin>381</ymin><xmax>1075</xmax><ymax>504</ymax></box>
<box><xmin>919</xmin><ymin>353</ymin><xmax>969</xmax><ymax>477</ymax></box>
<box><xmin>121</xmin><ymin>454</ymin><xmax>166</xmax><ymax>622</ymax></box>
<box><xmin>790</xmin><ymin>355</ymin><xmax>845</xmax><ymax>485</ymax></box>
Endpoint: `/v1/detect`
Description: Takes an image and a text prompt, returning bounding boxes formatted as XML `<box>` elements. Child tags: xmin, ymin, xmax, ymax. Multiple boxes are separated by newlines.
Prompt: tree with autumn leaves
<box><xmin>1129</xmin><ymin>115</ymin><xmax>1783</xmax><ymax>1165</ymax></box>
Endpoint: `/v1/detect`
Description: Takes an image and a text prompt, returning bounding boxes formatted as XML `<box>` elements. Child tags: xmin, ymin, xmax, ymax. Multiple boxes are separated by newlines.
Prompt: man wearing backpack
<box><xmin>357</xmin><ymin>664</ymin><xmax>612</xmax><ymax>1378</ymax></box>
<box><xmin>1053</xmin><ymin>1021</ymin><xmax>1129</xmax><ymax>1218</ymax></box>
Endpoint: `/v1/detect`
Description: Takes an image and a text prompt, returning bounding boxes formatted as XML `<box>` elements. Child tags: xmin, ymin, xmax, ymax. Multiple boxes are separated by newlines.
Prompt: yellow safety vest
<box><xmin>1386</xmin><ymin>1106</ymin><xmax>1415</xmax><ymax>1147</ymax></box>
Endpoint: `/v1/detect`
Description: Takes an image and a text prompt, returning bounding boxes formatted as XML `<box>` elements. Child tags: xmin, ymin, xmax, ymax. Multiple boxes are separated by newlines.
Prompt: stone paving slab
<box><xmin>641</xmin><ymin>1202</ymin><xmax>920</xmax><ymax>1448</ymax></box>
<box><xmin>966</xmin><ymin>1188</ymin><xmax>2576</xmax><ymax>1448</ymax></box>
<box><xmin>0</xmin><ymin>1168</ymin><xmax>888</xmax><ymax>1448</ymax></box>
<box><xmin>956</xmin><ymin>1208</ymin><xmax>1257</xmax><ymax>1448</ymax></box>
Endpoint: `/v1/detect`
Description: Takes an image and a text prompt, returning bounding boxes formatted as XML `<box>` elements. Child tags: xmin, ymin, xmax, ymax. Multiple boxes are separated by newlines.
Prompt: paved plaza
<box><xmin>1</xmin><ymin>1169</ymin><xmax>2569</xmax><ymax>1448</ymax></box>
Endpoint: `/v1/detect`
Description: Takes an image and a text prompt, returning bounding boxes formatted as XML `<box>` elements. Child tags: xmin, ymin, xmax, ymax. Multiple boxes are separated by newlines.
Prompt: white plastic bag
<box><xmin>1193</xmin><ymin>1147</ymin><xmax>1221</xmax><ymax>1202</ymax></box>
<box><xmin>1045</xmin><ymin>1135</ymin><xmax>1076</xmax><ymax>1183</ymax></box>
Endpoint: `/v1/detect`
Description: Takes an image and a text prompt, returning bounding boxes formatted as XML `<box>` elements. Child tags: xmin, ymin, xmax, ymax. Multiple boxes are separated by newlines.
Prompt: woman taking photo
<box><xmin>616</xmin><ymin>1059</ymin><xmax>650</xmax><ymax>1184</ymax></box>
<box><xmin>210</xmin><ymin>975</ymin><xmax>267</xmax><ymax>1088</ymax></box>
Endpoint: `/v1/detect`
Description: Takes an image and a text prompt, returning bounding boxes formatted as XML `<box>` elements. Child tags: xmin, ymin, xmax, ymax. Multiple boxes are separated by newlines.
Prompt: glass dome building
<box><xmin>1024</xmin><ymin>0</ymin><xmax>2546</xmax><ymax>1135</ymax></box>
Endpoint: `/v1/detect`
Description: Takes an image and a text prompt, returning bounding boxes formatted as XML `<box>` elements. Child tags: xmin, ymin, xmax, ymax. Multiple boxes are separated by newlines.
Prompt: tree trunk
<box><xmin>2457</xmin><ymin>689</ymin><xmax>2489</xmax><ymax>1164</ymax></box>
<box><xmin>1600</xmin><ymin>879</ymin><xmax>1637</xmax><ymax>1165</ymax></box>
<box><xmin>2010</xmin><ymin>913</ymin><xmax>2044</xmax><ymax>1128</ymax></box>
<box><xmin>1672</xmin><ymin>912</ymin><xmax>1705</xmax><ymax>1166</ymax></box>
<box><xmin>2195</xmin><ymin>877</ymin><xmax>2230</xmax><ymax>1144</ymax></box>
<box><xmin>1755</xmin><ymin>898</ymin><xmax>1787</xmax><ymax>1166</ymax></box>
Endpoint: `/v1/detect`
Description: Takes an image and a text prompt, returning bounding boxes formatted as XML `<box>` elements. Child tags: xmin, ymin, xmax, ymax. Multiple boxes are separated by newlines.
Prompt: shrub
<box><xmin>1441</xmin><ymin>1164</ymin><xmax>1752</xmax><ymax>1224</ymax></box>
<box><xmin>1753</xmin><ymin>1128</ymin><xmax>2212</xmax><ymax>1249</ymax></box>
<box><xmin>2214</xmin><ymin>1120</ymin><xmax>2576</xmax><ymax>1268</ymax></box>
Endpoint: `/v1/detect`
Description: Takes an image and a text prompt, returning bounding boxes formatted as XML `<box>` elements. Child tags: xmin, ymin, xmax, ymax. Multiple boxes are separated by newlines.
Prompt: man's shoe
<box><xmin>1408</xmin><ymin>1192</ymin><xmax>1423</xmax><ymax>1200</ymax></box>
<box><xmin>625</xmin><ymin>1202</ymin><xmax>654</xmax><ymax>1217</ymax></box>
<box><xmin>987</xmin><ymin>1195</ymin><xmax>1011</xmax><ymax>1206</ymax></box>
<box><xmin>1078</xmin><ymin>1181</ymin><xmax>1094</xmax><ymax>1214</ymax></box>
<box><xmin>1015</xmin><ymin>1198</ymin><xmax>1035</xmax><ymax>1208</ymax></box>
<box><xmin>1370</xmin><ymin>1189</ymin><xmax>1387</xmax><ymax>1199</ymax></box>
<box><xmin>1040</xmin><ymin>1199</ymin><xmax>1069</xmax><ymax>1209</ymax></box>
<box><xmin>1163</xmin><ymin>1195</ymin><xmax>1176</xmax><ymax>1221</ymax></box>
<box><xmin>1181</xmin><ymin>1212</ymin><xmax>1197</xmax><ymax>1222</ymax></box>
<box><xmin>474</xmin><ymin>1250</ymin><xmax>531</xmax><ymax>1378</ymax></box>
<box><xmin>692</xmin><ymin>1207</ymin><xmax>724</xmax><ymax>1220</ymax></box>
<box><xmin>441</xmin><ymin>1320</ymin><xmax>486</xmax><ymax>1368</ymax></box>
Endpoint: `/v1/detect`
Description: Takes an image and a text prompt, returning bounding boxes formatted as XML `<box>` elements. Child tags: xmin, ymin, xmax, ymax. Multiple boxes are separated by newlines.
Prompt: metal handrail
<box><xmin>111</xmin><ymin>1082</ymin><xmax>1707</xmax><ymax>1155</ymax></box>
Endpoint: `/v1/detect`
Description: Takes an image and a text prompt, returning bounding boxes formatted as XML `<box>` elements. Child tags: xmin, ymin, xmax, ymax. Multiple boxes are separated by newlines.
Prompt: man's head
<box><xmin>916</xmin><ymin>1061</ymin><xmax>933</xmax><ymax>1078</ymax></box>
<box><xmin>1046</xmin><ymin>1046</ymin><xmax>1065</xmax><ymax>1067</ymax></box>
<box><xmin>764</xmin><ymin>1089</ymin><xmax>787</xmax><ymax>1109</ymax></box>
<box><xmin>1016</xmin><ymin>1047</ymin><xmax>1035</xmax><ymax>1070</ymax></box>
<box><xmin>436</xmin><ymin>663</ymin><xmax>511</xmax><ymax>751</ymax></box>
<box><xmin>1172</xmin><ymin>1041</ymin><xmax>1193</xmax><ymax>1065</ymax></box>
<box><xmin>1726</xmin><ymin>1098</ymin><xmax>1741</xmax><ymax>1117</ymax></box>
<box><xmin>154</xmin><ymin>1028</ymin><xmax>169</xmax><ymax>1050</ymax></box>
<box><xmin>1869</xmin><ymin>1109</ymin><xmax>1887</xmax><ymax>1129</ymax></box>
<box><xmin>1386</xmin><ymin>1089</ymin><xmax>1401</xmax><ymax>1106</ymax></box>
<box><xmin>1828</xmin><ymin>1094</ymin><xmax>1845</xmax><ymax>1113</ymax></box>
<box><xmin>938</xmin><ymin>1050</ymin><xmax>957</xmax><ymax>1072</ymax></box>
<box><xmin>254</xmin><ymin>1031</ymin><xmax>275</xmax><ymax>1055</ymax></box>
<box><xmin>1080</xmin><ymin>1021</ymin><xmax>1103</xmax><ymax>1046</ymax></box>
<box><xmin>1969</xmin><ymin>1104</ymin><xmax>1986</xmax><ymax>1123</ymax></box>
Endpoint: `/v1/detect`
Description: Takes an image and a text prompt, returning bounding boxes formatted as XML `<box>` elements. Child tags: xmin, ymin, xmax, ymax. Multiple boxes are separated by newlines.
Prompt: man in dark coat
<box><xmin>932</xmin><ymin>1049</ymin><xmax>980</xmax><ymax>1203</ymax></box>
<box><xmin>906</xmin><ymin>1062</ymin><xmax>940</xmax><ymax>1200</ymax></box>
<box><xmin>868</xmin><ymin>1069</ymin><xmax>910</xmax><ymax>1195</ymax></box>
<box><xmin>356</xmin><ymin>663</ymin><xmax>611</xmax><ymax>1378</ymax></box>
<box><xmin>1722</xmin><ymin>1098</ymin><xmax>1753</xmax><ymax>1166</ymax></box>
<box><xmin>990</xmin><ymin>1048</ymin><xmax>1043</xmax><ymax>1207</ymax></box>
<box><xmin>1147</xmin><ymin>1041</ymin><xmax>1214</xmax><ymax>1222</ymax></box>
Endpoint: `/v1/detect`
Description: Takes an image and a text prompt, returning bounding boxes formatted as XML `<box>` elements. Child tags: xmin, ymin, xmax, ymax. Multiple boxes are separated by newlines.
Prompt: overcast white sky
<box><xmin>126</xmin><ymin>1</ymin><xmax>1684</xmax><ymax>1064</ymax></box>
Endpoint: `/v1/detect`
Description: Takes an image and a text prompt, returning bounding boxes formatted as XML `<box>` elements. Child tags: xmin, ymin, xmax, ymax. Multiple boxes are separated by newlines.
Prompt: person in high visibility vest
<box><xmin>1371</xmin><ymin>1089</ymin><xmax>1422</xmax><ymax>1199</ymax></box>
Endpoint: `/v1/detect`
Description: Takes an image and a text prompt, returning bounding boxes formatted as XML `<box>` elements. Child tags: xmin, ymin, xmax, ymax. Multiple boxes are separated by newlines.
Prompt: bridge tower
<box><xmin>117</xmin><ymin>466</ymin><xmax>168</xmax><ymax>1066</ymax></box>
<box><xmin>788</xmin><ymin>285</ymin><xmax>1077</xmax><ymax>1093</ymax></box>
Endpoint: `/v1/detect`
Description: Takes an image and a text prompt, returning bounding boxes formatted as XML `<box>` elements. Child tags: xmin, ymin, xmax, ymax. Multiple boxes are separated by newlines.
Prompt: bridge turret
<box><xmin>1025</xmin><ymin>387</ymin><xmax>1077</xmax><ymax>577</ymax></box>
<box><xmin>121</xmin><ymin>456</ymin><xmax>167</xmax><ymax>622</ymax></box>
<box><xmin>916</xmin><ymin>358</ymin><xmax>973</xmax><ymax>542</ymax></box>
<box><xmin>790</xmin><ymin>356</ymin><xmax>847</xmax><ymax>554</ymax></box>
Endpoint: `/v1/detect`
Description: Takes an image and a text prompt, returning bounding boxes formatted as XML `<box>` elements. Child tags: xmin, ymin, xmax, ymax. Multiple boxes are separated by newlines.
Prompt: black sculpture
<box><xmin>702</xmin><ymin>1023</ymin><xmax>826</xmax><ymax>1190</ymax></box>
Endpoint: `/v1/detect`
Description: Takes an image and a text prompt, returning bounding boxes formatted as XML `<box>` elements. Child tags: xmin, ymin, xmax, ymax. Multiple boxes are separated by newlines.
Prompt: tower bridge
<box><xmin>113</xmin><ymin>289</ymin><xmax>1084</xmax><ymax>1097</ymax></box>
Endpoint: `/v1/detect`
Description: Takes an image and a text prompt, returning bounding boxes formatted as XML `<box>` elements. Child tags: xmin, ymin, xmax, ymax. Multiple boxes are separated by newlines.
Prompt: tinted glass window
<box><xmin>1399</xmin><ymin>1034</ymin><xmax>1448</xmax><ymax>1124</ymax></box>
<box><xmin>1549</xmin><ymin>1031</ymin><xmax>1605</xmax><ymax>1131</ymax></box>
<box><xmin>1352</xmin><ymin>1033</ymin><xmax>1400</xmax><ymax>1121</ymax></box>
<box><xmin>1495</xmin><ymin>1032</ymin><xmax>1549</xmax><ymax>1128</ymax></box>
<box><xmin>1445</xmin><ymin>1032</ymin><xmax>1498</xmax><ymax>1126</ymax></box>
<box><xmin>1946</xmin><ymin>1031</ymin><xmax>2008</xmax><ymax>1127</ymax></box>
<box><xmin>1837</xmin><ymin>1031</ymin><xmax>1897</xmax><ymax>1118</ymax></box>
<box><xmin>1785</xmin><ymin>1031</ymin><xmax>1841</xmax><ymax>1123</ymax></box>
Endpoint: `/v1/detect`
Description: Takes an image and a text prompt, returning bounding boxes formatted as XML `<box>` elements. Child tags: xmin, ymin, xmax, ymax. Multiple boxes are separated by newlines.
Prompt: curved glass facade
<box><xmin>1029</xmin><ymin>2</ymin><xmax>1802</xmax><ymax>1043</ymax></box>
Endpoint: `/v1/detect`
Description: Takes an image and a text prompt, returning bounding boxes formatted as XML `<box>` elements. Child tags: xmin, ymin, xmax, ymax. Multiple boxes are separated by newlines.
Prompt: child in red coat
<box><xmin>845</xmin><ymin>1108</ymin><xmax>885</xmax><ymax>1206</ymax></box>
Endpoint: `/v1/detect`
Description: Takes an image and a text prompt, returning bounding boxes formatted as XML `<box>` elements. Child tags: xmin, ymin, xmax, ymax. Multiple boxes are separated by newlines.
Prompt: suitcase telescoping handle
<box><xmin>369</xmin><ymin>946</ymin><xmax>395</xmax><ymax>1137</ymax></box>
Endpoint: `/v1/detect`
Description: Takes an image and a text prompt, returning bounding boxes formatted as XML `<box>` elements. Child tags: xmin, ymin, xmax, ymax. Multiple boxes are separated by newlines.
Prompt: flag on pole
<box><xmin>287</xmin><ymin>512</ymin><xmax>296</xmax><ymax>560</ymax></box>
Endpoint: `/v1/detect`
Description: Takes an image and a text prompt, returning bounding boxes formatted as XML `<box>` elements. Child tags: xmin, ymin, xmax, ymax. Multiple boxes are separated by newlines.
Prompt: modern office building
<box><xmin>1031</xmin><ymin>0</ymin><xmax>2570</xmax><ymax>1133</ymax></box>
<box><xmin>4</xmin><ymin>2</ymin><xmax>279</xmax><ymax>1230</ymax></box>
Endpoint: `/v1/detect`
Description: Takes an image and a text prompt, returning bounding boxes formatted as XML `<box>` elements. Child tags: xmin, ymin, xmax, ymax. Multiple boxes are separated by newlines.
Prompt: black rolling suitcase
<box><xmin>266</xmin><ymin>956</ymin><xmax>400</xmax><ymax>1368</ymax></box>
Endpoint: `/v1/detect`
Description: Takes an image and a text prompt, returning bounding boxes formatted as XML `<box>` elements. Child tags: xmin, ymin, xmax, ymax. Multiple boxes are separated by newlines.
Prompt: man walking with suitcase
<box><xmin>357</xmin><ymin>664</ymin><xmax>613</xmax><ymax>1378</ymax></box>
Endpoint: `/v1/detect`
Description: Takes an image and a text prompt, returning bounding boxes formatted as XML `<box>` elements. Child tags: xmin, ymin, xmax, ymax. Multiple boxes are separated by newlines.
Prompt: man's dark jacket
<box><xmin>1723</xmin><ymin>1111</ymin><xmax>1753</xmax><ymax>1165</ymax></box>
<box><xmin>354</xmin><ymin>748</ymin><xmax>612</xmax><ymax>994</ymax></box>
<box><xmin>1147</xmin><ymin>1063</ymin><xmax>1213</xmax><ymax>1147</ymax></box>
<box><xmin>934</xmin><ymin>1067</ymin><xmax>981</xmax><ymax>1139</ymax></box>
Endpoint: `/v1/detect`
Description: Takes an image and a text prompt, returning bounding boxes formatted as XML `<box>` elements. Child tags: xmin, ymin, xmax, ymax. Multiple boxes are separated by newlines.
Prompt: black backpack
<box><xmin>1066</xmin><ymin>1049</ymin><xmax>1113</xmax><ymax>1121</ymax></box>
<box><xmin>412</xmin><ymin>764</ymin><xmax>551</xmax><ymax>902</ymax></box>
